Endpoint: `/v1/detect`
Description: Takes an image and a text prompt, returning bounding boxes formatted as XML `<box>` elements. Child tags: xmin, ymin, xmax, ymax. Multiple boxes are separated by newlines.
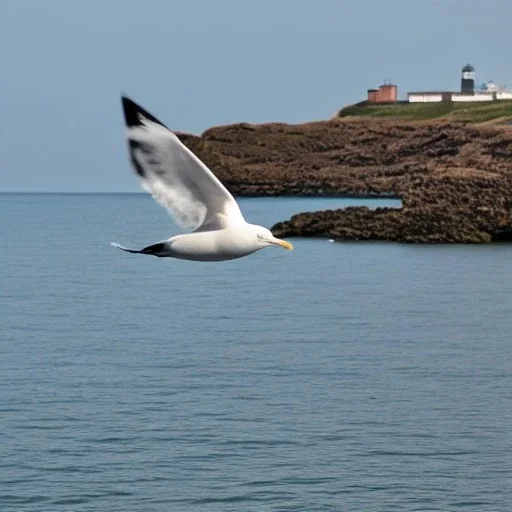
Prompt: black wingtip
<box><xmin>121</xmin><ymin>96</ymin><xmax>167</xmax><ymax>128</ymax></box>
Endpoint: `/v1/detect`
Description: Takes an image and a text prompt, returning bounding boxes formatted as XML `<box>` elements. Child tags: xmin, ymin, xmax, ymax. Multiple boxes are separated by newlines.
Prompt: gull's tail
<box><xmin>111</xmin><ymin>242</ymin><xmax>143</xmax><ymax>254</ymax></box>
<box><xmin>111</xmin><ymin>241</ymin><xmax>167</xmax><ymax>257</ymax></box>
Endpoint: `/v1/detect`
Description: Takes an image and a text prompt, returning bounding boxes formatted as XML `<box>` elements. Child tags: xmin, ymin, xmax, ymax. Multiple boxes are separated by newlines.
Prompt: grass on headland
<box><xmin>338</xmin><ymin>100</ymin><xmax>512</xmax><ymax>123</ymax></box>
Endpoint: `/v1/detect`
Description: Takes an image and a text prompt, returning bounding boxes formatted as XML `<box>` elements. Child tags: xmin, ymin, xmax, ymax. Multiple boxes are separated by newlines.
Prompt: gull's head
<box><xmin>251</xmin><ymin>225</ymin><xmax>293</xmax><ymax>251</ymax></box>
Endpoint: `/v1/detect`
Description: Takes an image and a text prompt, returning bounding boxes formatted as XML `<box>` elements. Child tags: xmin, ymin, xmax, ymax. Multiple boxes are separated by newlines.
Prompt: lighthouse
<box><xmin>461</xmin><ymin>64</ymin><xmax>475</xmax><ymax>94</ymax></box>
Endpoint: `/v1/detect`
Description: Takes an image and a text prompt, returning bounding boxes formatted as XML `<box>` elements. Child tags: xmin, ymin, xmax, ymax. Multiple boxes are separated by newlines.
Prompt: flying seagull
<box><xmin>112</xmin><ymin>97</ymin><xmax>293</xmax><ymax>261</ymax></box>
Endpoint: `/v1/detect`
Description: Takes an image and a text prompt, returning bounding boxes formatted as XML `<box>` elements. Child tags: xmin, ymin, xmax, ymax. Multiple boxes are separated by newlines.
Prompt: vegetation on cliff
<box><xmin>338</xmin><ymin>100</ymin><xmax>512</xmax><ymax>123</ymax></box>
<box><xmin>178</xmin><ymin>118</ymin><xmax>512</xmax><ymax>243</ymax></box>
<box><xmin>338</xmin><ymin>100</ymin><xmax>512</xmax><ymax>124</ymax></box>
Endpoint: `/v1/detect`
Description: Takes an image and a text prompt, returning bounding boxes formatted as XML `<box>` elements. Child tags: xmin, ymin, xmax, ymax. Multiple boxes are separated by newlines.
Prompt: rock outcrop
<box><xmin>178</xmin><ymin>118</ymin><xmax>512</xmax><ymax>243</ymax></box>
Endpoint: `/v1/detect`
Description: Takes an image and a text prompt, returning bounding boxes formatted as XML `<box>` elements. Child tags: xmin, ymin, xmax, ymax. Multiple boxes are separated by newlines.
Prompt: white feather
<box><xmin>126</xmin><ymin>120</ymin><xmax>245</xmax><ymax>232</ymax></box>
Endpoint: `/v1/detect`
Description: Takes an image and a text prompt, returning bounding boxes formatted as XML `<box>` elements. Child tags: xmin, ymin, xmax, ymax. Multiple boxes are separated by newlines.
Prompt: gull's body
<box><xmin>113</xmin><ymin>97</ymin><xmax>293</xmax><ymax>261</ymax></box>
<box><xmin>115</xmin><ymin>225</ymin><xmax>276</xmax><ymax>262</ymax></box>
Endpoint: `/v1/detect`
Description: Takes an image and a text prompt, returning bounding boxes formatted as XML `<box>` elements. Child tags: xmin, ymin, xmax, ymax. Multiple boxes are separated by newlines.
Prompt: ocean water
<box><xmin>1</xmin><ymin>193</ymin><xmax>511</xmax><ymax>512</ymax></box>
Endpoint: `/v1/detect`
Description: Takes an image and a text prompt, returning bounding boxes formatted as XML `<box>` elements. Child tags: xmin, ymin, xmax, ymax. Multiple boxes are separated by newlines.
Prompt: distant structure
<box><xmin>361</xmin><ymin>65</ymin><xmax>512</xmax><ymax>105</ymax></box>
<box><xmin>460</xmin><ymin>63</ymin><xmax>475</xmax><ymax>94</ymax></box>
<box><xmin>407</xmin><ymin>91</ymin><xmax>452</xmax><ymax>103</ymax></box>
<box><xmin>407</xmin><ymin>64</ymin><xmax>512</xmax><ymax>103</ymax></box>
<box><xmin>477</xmin><ymin>79</ymin><xmax>512</xmax><ymax>100</ymax></box>
<box><xmin>367</xmin><ymin>82</ymin><xmax>397</xmax><ymax>103</ymax></box>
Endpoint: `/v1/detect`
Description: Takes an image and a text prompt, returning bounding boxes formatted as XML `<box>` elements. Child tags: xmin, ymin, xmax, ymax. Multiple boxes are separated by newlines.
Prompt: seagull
<box><xmin>112</xmin><ymin>97</ymin><xmax>293</xmax><ymax>261</ymax></box>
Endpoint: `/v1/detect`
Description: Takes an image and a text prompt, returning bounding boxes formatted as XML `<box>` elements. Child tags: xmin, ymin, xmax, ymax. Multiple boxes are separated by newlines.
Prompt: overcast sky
<box><xmin>1</xmin><ymin>0</ymin><xmax>511</xmax><ymax>192</ymax></box>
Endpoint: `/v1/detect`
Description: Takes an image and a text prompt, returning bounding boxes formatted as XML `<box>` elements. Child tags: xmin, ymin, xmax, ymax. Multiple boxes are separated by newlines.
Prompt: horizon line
<box><xmin>0</xmin><ymin>191</ymin><xmax>146</xmax><ymax>194</ymax></box>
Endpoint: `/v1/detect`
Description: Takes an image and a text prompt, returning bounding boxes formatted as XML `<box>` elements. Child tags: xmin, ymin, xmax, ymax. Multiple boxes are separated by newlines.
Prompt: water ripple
<box><xmin>1</xmin><ymin>195</ymin><xmax>511</xmax><ymax>511</ymax></box>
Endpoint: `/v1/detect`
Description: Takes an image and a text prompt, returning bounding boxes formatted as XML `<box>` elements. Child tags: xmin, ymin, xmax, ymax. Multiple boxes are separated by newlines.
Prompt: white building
<box><xmin>477</xmin><ymin>80</ymin><xmax>512</xmax><ymax>100</ymax></box>
<box><xmin>408</xmin><ymin>92</ymin><xmax>449</xmax><ymax>103</ymax></box>
<box><xmin>407</xmin><ymin>65</ymin><xmax>512</xmax><ymax>103</ymax></box>
<box><xmin>451</xmin><ymin>93</ymin><xmax>494</xmax><ymax>102</ymax></box>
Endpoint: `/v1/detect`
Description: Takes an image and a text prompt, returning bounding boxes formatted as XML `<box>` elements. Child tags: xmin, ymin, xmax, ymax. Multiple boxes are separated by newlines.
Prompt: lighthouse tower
<box><xmin>461</xmin><ymin>64</ymin><xmax>475</xmax><ymax>94</ymax></box>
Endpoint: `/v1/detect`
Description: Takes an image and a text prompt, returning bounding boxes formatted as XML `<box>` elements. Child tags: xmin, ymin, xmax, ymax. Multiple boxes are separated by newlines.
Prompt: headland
<box><xmin>178</xmin><ymin>106</ymin><xmax>512</xmax><ymax>243</ymax></box>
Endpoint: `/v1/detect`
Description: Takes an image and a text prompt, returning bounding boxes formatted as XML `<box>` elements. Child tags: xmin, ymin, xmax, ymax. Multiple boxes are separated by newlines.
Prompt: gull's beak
<box><xmin>272</xmin><ymin>238</ymin><xmax>294</xmax><ymax>251</ymax></box>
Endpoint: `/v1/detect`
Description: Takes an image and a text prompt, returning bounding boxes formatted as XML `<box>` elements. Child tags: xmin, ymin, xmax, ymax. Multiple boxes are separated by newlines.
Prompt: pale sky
<box><xmin>1</xmin><ymin>0</ymin><xmax>511</xmax><ymax>192</ymax></box>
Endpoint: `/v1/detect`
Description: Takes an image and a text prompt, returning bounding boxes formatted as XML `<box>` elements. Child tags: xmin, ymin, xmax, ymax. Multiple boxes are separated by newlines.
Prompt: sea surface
<box><xmin>1</xmin><ymin>193</ymin><xmax>511</xmax><ymax>512</ymax></box>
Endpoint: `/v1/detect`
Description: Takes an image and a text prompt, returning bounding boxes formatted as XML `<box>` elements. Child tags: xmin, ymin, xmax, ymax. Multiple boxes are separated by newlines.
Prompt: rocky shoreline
<box><xmin>179</xmin><ymin>118</ymin><xmax>512</xmax><ymax>243</ymax></box>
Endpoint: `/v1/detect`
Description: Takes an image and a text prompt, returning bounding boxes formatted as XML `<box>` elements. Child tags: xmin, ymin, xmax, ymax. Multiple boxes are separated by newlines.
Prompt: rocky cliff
<box><xmin>178</xmin><ymin>118</ymin><xmax>512</xmax><ymax>243</ymax></box>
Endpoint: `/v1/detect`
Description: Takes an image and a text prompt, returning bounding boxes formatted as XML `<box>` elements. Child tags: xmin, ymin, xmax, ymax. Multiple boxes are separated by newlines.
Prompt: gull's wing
<box><xmin>121</xmin><ymin>96</ymin><xmax>245</xmax><ymax>232</ymax></box>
